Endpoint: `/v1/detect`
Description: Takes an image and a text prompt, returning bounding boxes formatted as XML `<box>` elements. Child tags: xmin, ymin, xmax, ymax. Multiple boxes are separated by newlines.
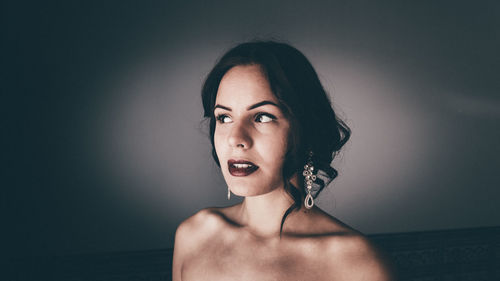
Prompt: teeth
<box><xmin>233</xmin><ymin>163</ymin><xmax>252</xmax><ymax>168</ymax></box>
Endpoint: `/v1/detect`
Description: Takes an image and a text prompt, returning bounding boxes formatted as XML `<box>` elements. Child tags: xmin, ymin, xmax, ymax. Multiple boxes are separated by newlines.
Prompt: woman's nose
<box><xmin>228</xmin><ymin>121</ymin><xmax>252</xmax><ymax>149</ymax></box>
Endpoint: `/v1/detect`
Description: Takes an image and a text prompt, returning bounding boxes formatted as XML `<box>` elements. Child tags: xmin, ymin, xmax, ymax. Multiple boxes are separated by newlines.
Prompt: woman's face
<box><xmin>214</xmin><ymin>65</ymin><xmax>291</xmax><ymax>197</ymax></box>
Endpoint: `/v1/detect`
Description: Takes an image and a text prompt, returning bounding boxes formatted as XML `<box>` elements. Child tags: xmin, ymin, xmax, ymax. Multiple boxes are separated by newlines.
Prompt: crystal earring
<box><xmin>227</xmin><ymin>187</ymin><xmax>231</xmax><ymax>200</ymax></box>
<box><xmin>303</xmin><ymin>151</ymin><xmax>316</xmax><ymax>209</ymax></box>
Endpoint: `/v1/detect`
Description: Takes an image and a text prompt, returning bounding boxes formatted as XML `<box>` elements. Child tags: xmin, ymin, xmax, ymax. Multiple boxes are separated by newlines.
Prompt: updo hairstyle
<box><xmin>201</xmin><ymin>41</ymin><xmax>350</xmax><ymax>232</ymax></box>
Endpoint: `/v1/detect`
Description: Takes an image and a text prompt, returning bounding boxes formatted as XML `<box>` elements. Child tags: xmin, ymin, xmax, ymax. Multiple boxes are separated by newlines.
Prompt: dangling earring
<box><xmin>303</xmin><ymin>151</ymin><xmax>316</xmax><ymax>209</ymax></box>
<box><xmin>227</xmin><ymin>187</ymin><xmax>231</xmax><ymax>200</ymax></box>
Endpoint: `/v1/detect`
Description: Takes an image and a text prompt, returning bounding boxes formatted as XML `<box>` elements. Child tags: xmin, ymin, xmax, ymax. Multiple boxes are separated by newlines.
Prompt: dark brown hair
<box><xmin>202</xmin><ymin>41</ymin><xmax>350</xmax><ymax>233</ymax></box>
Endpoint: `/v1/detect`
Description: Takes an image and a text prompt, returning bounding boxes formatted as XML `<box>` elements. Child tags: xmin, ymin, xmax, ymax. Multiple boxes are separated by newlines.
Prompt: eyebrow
<box><xmin>214</xmin><ymin>100</ymin><xmax>280</xmax><ymax>111</ymax></box>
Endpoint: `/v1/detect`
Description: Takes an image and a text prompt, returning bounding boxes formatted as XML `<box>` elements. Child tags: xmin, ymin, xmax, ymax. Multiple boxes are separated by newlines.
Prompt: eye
<box><xmin>255</xmin><ymin>113</ymin><xmax>276</xmax><ymax>123</ymax></box>
<box><xmin>216</xmin><ymin>114</ymin><xmax>232</xmax><ymax>124</ymax></box>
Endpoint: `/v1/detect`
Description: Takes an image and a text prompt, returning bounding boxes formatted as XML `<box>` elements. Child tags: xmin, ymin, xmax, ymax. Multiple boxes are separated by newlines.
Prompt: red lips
<box><xmin>228</xmin><ymin>159</ymin><xmax>259</xmax><ymax>176</ymax></box>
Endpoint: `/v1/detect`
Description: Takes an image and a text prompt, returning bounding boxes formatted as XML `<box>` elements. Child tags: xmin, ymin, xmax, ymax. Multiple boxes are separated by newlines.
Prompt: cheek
<box><xmin>213</xmin><ymin>129</ymin><xmax>226</xmax><ymax>160</ymax></box>
<box><xmin>261</xmin><ymin>131</ymin><xmax>289</xmax><ymax>167</ymax></box>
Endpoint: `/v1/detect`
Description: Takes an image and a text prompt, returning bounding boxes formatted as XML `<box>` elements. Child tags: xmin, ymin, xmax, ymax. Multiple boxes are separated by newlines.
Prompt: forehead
<box><xmin>215</xmin><ymin>65</ymin><xmax>278</xmax><ymax>106</ymax></box>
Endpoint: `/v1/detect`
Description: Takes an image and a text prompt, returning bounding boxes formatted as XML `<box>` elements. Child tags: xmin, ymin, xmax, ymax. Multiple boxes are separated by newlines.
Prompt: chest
<box><xmin>181</xmin><ymin>238</ymin><xmax>326</xmax><ymax>281</ymax></box>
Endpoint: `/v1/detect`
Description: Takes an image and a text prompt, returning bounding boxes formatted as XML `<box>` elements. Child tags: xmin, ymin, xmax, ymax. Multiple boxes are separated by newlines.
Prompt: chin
<box><xmin>221</xmin><ymin>167</ymin><xmax>284</xmax><ymax>196</ymax></box>
<box><xmin>226</xmin><ymin>181</ymin><xmax>263</xmax><ymax>197</ymax></box>
<box><xmin>226</xmin><ymin>179</ymin><xmax>282</xmax><ymax>198</ymax></box>
<box><xmin>231</xmin><ymin>188</ymin><xmax>272</xmax><ymax>198</ymax></box>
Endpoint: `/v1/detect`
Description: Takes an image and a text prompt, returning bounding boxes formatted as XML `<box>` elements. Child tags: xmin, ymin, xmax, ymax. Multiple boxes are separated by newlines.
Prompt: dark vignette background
<box><xmin>2</xmin><ymin>0</ymin><xmax>499</xmax><ymax>260</ymax></box>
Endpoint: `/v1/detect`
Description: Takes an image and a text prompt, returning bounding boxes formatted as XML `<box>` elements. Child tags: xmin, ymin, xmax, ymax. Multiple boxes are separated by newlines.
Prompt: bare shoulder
<box><xmin>172</xmin><ymin>206</ymin><xmax>237</xmax><ymax>281</ymax></box>
<box><xmin>326</xmin><ymin>234</ymin><xmax>395</xmax><ymax>280</ymax></box>
<box><xmin>174</xmin><ymin>206</ymin><xmax>235</xmax><ymax>246</ymax></box>
<box><xmin>289</xmin><ymin>207</ymin><xmax>393</xmax><ymax>281</ymax></box>
<box><xmin>176</xmin><ymin>208</ymin><xmax>225</xmax><ymax>234</ymax></box>
<box><xmin>174</xmin><ymin>205</ymin><xmax>242</xmax><ymax>249</ymax></box>
<box><xmin>307</xmin><ymin>209</ymin><xmax>395</xmax><ymax>281</ymax></box>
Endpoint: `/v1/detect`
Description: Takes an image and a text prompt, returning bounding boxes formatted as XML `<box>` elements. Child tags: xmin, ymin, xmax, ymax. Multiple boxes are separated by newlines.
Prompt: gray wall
<box><xmin>4</xmin><ymin>1</ymin><xmax>500</xmax><ymax>258</ymax></box>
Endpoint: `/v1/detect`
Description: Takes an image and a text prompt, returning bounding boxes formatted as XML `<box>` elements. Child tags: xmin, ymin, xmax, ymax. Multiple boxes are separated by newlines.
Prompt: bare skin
<box><xmin>173</xmin><ymin>65</ymin><xmax>394</xmax><ymax>280</ymax></box>
<box><xmin>172</xmin><ymin>187</ymin><xmax>394</xmax><ymax>281</ymax></box>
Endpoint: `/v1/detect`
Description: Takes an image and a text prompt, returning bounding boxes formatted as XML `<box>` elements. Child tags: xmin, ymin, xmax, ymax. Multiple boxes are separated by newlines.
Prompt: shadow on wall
<box><xmin>3</xmin><ymin>0</ymin><xmax>500</xmax><ymax>260</ymax></box>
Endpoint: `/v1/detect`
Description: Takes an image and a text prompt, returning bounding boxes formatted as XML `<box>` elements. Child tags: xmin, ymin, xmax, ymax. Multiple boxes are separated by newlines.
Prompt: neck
<box><xmin>237</xmin><ymin>184</ymin><xmax>297</xmax><ymax>238</ymax></box>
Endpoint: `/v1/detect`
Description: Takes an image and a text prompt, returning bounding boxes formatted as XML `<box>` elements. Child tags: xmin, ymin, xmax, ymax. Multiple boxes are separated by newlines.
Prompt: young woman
<box><xmin>172</xmin><ymin>41</ymin><xmax>393</xmax><ymax>281</ymax></box>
